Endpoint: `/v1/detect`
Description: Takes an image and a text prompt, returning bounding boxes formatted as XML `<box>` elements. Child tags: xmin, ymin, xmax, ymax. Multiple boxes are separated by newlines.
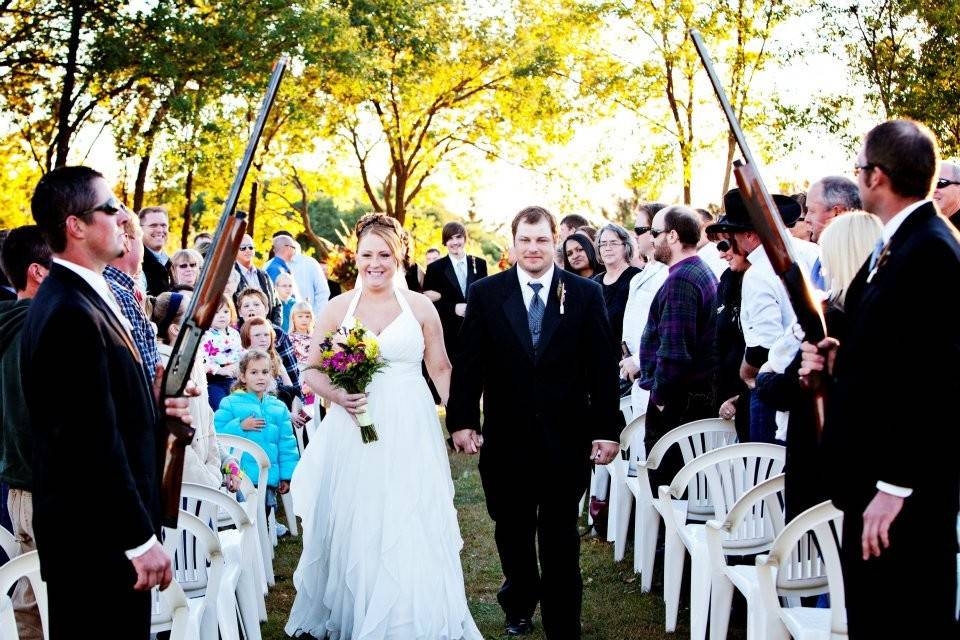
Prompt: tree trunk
<box><xmin>180</xmin><ymin>168</ymin><xmax>194</xmax><ymax>249</ymax></box>
<box><xmin>247</xmin><ymin>181</ymin><xmax>258</xmax><ymax>237</ymax></box>
<box><xmin>133</xmin><ymin>154</ymin><xmax>150</xmax><ymax>212</ymax></box>
<box><xmin>53</xmin><ymin>0</ymin><xmax>84</xmax><ymax>169</ymax></box>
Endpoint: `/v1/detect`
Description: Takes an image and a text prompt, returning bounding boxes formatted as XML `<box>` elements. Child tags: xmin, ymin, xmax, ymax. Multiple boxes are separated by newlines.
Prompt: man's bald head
<box><xmin>934</xmin><ymin>160</ymin><xmax>960</xmax><ymax>217</ymax></box>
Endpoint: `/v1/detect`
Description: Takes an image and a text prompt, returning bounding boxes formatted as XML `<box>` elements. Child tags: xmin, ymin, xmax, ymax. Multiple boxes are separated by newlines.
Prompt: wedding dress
<box><xmin>285</xmin><ymin>284</ymin><xmax>482</xmax><ymax>639</ymax></box>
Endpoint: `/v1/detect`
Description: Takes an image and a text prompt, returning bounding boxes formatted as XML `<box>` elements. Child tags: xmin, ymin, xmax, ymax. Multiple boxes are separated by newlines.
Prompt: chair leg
<box><xmin>236</xmin><ymin>571</ymin><xmax>263</xmax><ymax>640</ymax></box>
<box><xmin>638</xmin><ymin>506</ymin><xmax>660</xmax><ymax>592</ymax></box>
<box><xmin>217</xmin><ymin>588</ymin><xmax>242</xmax><ymax>640</ymax></box>
<box><xmin>709</xmin><ymin>574</ymin><xmax>734</xmax><ymax>640</ymax></box>
<box><xmin>606</xmin><ymin>467</ymin><xmax>618</xmax><ymax>543</ymax></box>
<box><xmin>663</xmin><ymin>529</ymin><xmax>686</xmax><ymax>632</ymax></box>
<box><xmin>281</xmin><ymin>492</ymin><xmax>299</xmax><ymax>537</ymax></box>
<box><xmin>613</xmin><ymin>488</ymin><xmax>633</xmax><ymax>562</ymax></box>
<box><xmin>689</xmin><ymin>549</ymin><xmax>711</xmax><ymax>640</ymax></box>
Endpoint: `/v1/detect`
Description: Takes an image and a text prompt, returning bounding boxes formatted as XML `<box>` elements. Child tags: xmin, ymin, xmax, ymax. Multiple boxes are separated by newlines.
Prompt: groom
<box><xmin>447</xmin><ymin>206</ymin><xmax>621</xmax><ymax>638</ymax></box>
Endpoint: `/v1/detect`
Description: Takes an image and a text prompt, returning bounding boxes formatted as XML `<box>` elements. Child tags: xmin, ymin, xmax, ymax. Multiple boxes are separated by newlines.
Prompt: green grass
<box><xmin>262</xmin><ymin>450</ymin><xmax>747</xmax><ymax>639</ymax></box>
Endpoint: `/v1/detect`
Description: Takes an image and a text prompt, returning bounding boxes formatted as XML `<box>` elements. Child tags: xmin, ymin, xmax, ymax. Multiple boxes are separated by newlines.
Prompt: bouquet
<box><xmin>311</xmin><ymin>322</ymin><xmax>387</xmax><ymax>443</ymax></box>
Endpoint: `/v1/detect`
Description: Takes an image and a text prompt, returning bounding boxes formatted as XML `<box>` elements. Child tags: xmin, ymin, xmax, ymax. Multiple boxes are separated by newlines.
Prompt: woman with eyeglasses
<box><xmin>169</xmin><ymin>248</ymin><xmax>203</xmax><ymax>289</ymax></box>
<box><xmin>562</xmin><ymin>232</ymin><xmax>602</xmax><ymax>278</ymax></box>
<box><xmin>593</xmin><ymin>224</ymin><xmax>641</xmax><ymax>343</ymax></box>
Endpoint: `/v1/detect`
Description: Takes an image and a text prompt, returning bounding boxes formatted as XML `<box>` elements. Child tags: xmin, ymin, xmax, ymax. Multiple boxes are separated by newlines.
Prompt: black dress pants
<box><xmin>46</xmin><ymin>564</ymin><xmax>151</xmax><ymax>639</ymax></box>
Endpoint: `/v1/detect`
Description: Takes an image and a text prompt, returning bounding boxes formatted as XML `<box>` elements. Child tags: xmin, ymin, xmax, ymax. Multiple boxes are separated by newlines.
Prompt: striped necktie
<box><xmin>527</xmin><ymin>282</ymin><xmax>544</xmax><ymax>348</ymax></box>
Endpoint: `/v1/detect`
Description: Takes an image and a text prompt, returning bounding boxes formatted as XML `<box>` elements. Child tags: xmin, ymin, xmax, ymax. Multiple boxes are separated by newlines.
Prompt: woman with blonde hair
<box><xmin>754</xmin><ymin>209</ymin><xmax>881</xmax><ymax>518</ymax></box>
<box><xmin>285</xmin><ymin>213</ymin><xmax>482</xmax><ymax>638</ymax></box>
<box><xmin>169</xmin><ymin>248</ymin><xmax>203</xmax><ymax>288</ymax></box>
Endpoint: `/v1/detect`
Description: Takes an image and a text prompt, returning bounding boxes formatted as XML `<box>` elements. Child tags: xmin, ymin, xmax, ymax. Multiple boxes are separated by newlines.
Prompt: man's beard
<box><xmin>653</xmin><ymin>242</ymin><xmax>671</xmax><ymax>265</ymax></box>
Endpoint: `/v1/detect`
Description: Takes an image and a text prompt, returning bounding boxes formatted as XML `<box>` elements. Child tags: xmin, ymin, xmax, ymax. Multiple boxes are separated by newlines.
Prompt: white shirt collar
<box><xmin>881</xmin><ymin>199</ymin><xmax>929</xmax><ymax>245</ymax></box>
<box><xmin>516</xmin><ymin>263</ymin><xmax>554</xmax><ymax>289</ymax></box>
<box><xmin>746</xmin><ymin>243</ymin><xmax>769</xmax><ymax>267</ymax></box>
<box><xmin>53</xmin><ymin>258</ymin><xmax>132</xmax><ymax>332</ymax></box>
<box><xmin>450</xmin><ymin>253</ymin><xmax>467</xmax><ymax>266</ymax></box>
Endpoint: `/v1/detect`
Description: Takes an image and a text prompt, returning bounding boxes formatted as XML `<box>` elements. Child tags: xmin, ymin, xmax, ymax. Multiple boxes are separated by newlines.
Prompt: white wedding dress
<box><xmin>285</xmin><ymin>284</ymin><xmax>482</xmax><ymax>640</ymax></box>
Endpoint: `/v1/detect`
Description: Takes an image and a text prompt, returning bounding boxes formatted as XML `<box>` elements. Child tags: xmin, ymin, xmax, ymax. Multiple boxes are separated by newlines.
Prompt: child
<box><xmin>288</xmin><ymin>301</ymin><xmax>314</xmax><ymax>363</ymax></box>
<box><xmin>236</xmin><ymin>288</ymin><xmax>301</xmax><ymax>395</ymax></box>
<box><xmin>275</xmin><ymin>272</ymin><xmax>297</xmax><ymax>333</ymax></box>
<box><xmin>201</xmin><ymin>295</ymin><xmax>242</xmax><ymax>410</ymax></box>
<box><xmin>213</xmin><ymin>348</ymin><xmax>299</xmax><ymax>513</ymax></box>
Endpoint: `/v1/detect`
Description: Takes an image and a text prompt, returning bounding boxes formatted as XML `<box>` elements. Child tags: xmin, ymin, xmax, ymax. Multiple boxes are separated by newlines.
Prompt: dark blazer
<box><xmin>21</xmin><ymin>264</ymin><xmax>161</xmax><ymax>579</ymax></box>
<box><xmin>233</xmin><ymin>263</ymin><xmax>281</xmax><ymax>326</ymax></box>
<box><xmin>422</xmin><ymin>254</ymin><xmax>487</xmax><ymax>357</ymax></box>
<box><xmin>142</xmin><ymin>248</ymin><xmax>170</xmax><ymax>296</ymax></box>
<box><xmin>447</xmin><ymin>267</ymin><xmax>620</xmax><ymax>490</ymax></box>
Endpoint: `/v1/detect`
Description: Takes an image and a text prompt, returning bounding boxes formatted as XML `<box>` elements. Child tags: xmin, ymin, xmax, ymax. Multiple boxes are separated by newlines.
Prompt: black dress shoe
<box><xmin>505</xmin><ymin>617</ymin><xmax>533</xmax><ymax>636</ymax></box>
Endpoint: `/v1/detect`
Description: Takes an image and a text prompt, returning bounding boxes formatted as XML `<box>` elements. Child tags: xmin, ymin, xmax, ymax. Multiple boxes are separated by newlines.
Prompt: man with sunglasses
<box><xmin>801</xmin><ymin>120</ymin><xmax>960</xmax><ymax>637</ymax></box>
<box><xmin>233</xmin><ymin>233</ymin><xmax>281</xmax><ymax>325</ymax></box>
<box><xmin>21</xmin><ymin>166</ymin><xmax>196</xmax><ymax>639</ymax></box>
<box><xmin>932</xmin><ymin>160</ymin><xmax>960</xmax><ymax>230</ymax></box>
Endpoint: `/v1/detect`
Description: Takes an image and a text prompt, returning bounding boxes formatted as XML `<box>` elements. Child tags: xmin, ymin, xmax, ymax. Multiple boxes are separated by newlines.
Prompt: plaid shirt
<box><xmin>104</xmin><ymin>265</ymin><xmax>160</xmax><ymax>382</ymax></box>
<box><xmin>638</xmin><ymin>256</ymin><xmax>718</xmax><ymax>407</ymax></box>
<box><xmin>273</xmin><ymin>323</ymin><xmax>301</xmax><ymax>389</ymax></box>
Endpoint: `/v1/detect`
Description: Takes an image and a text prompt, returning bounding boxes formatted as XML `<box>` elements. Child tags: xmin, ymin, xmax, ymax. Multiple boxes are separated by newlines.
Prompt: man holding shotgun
<box><xmin>21</xmin><ymin>167</ymin><xmax>196</xmax><ymax>638</ymax></box>
<box><xmin>800</xmin><ymin>120</ymin><xmax>960</xmax><ymax>637</ymax></box>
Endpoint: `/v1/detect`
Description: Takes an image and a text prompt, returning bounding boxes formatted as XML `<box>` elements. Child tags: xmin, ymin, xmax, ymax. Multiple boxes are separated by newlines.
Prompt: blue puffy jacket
<box><xmin>214</xmin><ymin>391</ymin><xmax>299</xmax><ymax>487</ymax></box>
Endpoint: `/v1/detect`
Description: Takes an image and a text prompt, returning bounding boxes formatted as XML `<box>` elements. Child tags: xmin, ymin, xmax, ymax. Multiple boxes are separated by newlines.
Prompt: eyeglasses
<box><xmin>716</xmin><ymin>239</ymin><xmax>731</xmax><ymax>252</ymax></box>
<box><xmin>76</xmin><ymin>196</ymin><xmax>127</xmax><ymax>219</ymax></box>
<box><xmin>597</xmin><ymin>241</ymin><xmax>624</xmax><ymax>249</ymax></box>
<box><xmin>634</xmin><ymin>226</ymin><xmax>652</xmax><ymax>236</ymax></box>
<box><xmin>936</xmin><ymin>178</ymin><xmax>960</xmax><ymax>189</ymax></box>
<box><xmin>649</xmin><ymin>228</ymin><xmax>666</xmax><ymax>238</ymax></box>
<box><xmin>853</xmin><ymin>162</ymin><xmax>886</xmax><ymax>177</ymax></box>
<box><xmin>176</xmin><ymin>262</ymin><xmax>198</xmax><ymax>269</ymax></box>
<box><xmin>239</xmin><ymin>245</ymin><xmax>255</xmax><ymax>250</ymax></box>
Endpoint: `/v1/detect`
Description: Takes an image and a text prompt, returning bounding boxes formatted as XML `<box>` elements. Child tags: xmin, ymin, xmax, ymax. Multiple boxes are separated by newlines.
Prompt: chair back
<box><xmin>707</xmin><ymin>473</ymin><xmax>786</xmax><ymax>561</ymax></box>
<box><xmin>0</xmin><ymin>525</ymin><xmax>18</xmax><ymax>560</ymax></box>
<box><xmin>757</xmin><ymin>500</ymin><xmax>847</xmax><ymax>636</ymax></box>
<box><xmin>0</xmin><ymin>551</ymin><xmax>48</xmax><ymax>640</ymax></box>
<box><xmin>151</xmin><ymin>579</ymin><xmax>190</xmax><ymax>633</ymax></box>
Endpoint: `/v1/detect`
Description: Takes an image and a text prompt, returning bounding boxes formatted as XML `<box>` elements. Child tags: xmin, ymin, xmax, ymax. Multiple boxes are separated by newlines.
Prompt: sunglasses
<box><xmin>716</xmin><ymin>239</ymin><xmax>731</xmax><ymax>252</ymax></box>
<box><xmin>76</xmin><ymin>196</ymin><xmax>127</xmax><ymax>219</ymax></box>
<box><xmin>634</xmin><ymin>226</ymin><xmax>652</xmax><ymax>236</ymax></box>
<box><xmin>649</xmin><ymin>228</ymin><xmax>666</xmax><ymax>238</ymax></box>
<box><xmin>239</xmin><ymin>245</ymin><xmax>255</xmax><ymax>250</ymax></box>
<box><xmin>176</xmin><ymin>262</ymin><xmax>198</xmax><ymax>269</ymax></box>
<box><xmin>853</xmin><ymin>161</ymin><xmax>888</xmax><ymax>177</ymax></box>
<box><xmin>936</xmin><ymin>178</ymin><xmax>960</xmax><ymax>189</ymax></box>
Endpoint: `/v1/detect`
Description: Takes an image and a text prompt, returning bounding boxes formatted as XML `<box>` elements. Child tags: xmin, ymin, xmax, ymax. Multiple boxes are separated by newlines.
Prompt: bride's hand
<box><xmin>335</xmin><ymin>390</ymin><xmax>368</xmax><ymax>415</ymax></box>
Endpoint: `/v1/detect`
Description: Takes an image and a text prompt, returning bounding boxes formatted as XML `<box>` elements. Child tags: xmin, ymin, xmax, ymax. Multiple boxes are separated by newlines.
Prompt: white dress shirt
<box><xmin>53</xmin><ymin>258</ymin><xmax>157</xmax><ymax>558</ymax></box>
<box><xmin>289</xmin><ymin>253</ymin><xmax>330</xmax><ymax>316</ymax></box>
<box><xmin>516</xmin><ymin>263</ymin><xmax>553</xmax><ymax>309</ymax></box>
<box><xmin>741</xmin><ymin>238</ymin><xmax>821</xmax><ymax>351</ymax></box>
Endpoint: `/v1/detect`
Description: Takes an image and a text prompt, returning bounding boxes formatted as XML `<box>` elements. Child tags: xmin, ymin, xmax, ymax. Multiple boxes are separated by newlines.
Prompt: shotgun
<box><xmin>160</xmin><ymin>56</ymin><xmax>288</xmax><ymax>527</ymax></box>
<box><xmin>689</xmin><ymin>30</ymin><xmax>828</xmax><ymax>435</ymax></box>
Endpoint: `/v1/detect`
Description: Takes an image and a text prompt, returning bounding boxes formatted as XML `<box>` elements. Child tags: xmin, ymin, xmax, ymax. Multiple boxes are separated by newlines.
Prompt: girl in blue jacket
<box><xmin>214</xmin><ymin>348</ymin><xmax>300</xmax><ymax>509</ymax></box>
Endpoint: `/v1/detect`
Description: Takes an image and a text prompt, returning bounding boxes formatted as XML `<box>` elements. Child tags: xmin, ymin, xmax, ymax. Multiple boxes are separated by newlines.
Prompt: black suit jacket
<box><xmin>823</xmin><ymin>203</ymin><xmax>960</xmax><ymax>535</ymax></box>
<box><xmin>422</xmin><ymin>254</ymin><xmax>487</xmax><ymax>357</ymax></box>
<box><xmin>21</xmin><ymin>264</ymin><xmax>161</xmax><ymax>579</ymax></box>
<box><xmin>233</xmin><ymin>263</ymin><xmax>281</xmax><ymax>326</ymax></box>
<box><xmin>142</xmin><ymin>248</ymin><xmax>170</xmax><ymax>296</ymax></box>
<box><xmin>447</xmin><ymin>267</ymin><xmax>620</xmax><ymax>494</ymax></box>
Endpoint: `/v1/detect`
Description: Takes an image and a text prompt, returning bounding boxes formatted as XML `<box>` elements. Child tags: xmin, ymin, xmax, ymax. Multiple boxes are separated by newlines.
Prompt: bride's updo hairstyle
<box><xmin>355</xmin><ymin>213</ymin><xmax>405</xmax><ymax>266</ymax></box>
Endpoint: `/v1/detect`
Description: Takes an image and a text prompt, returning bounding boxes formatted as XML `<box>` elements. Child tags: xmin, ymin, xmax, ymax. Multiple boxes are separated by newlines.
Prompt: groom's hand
<box><xmin>451</xmin><ymin>429</ymin><xmax>482</xmax><ymax>455</ymax></box>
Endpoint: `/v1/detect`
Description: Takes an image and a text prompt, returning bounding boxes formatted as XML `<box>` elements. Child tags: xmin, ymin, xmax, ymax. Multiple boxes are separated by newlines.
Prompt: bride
<box><xmin>285</xmin><ymin>214</ymin><xmax>482</xmax><ymax>639</ymax></box>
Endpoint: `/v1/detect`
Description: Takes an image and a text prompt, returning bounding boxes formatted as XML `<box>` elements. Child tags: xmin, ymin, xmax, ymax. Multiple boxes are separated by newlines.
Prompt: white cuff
<box><xmin>876</xmin><ymin>481</ymin><xmax>912</xmax><ymax>498</ymax></box>
<box><xmin>125</xmin><ymin>535</ymin><xmax>159</xmax><ymax>560</ymax></box>
<box><xmin>592</xmin><ymin>440</ymin><xmax>619</xmax><ymax>445</ymax></box>
<box><xmin>631</xmin><ymin>354</ymin><xmax>640</xmax><ymax>368</ymax></box>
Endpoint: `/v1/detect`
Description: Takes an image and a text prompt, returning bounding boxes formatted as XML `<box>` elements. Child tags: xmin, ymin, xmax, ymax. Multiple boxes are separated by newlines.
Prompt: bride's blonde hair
<box><xmin>355</xmin><ymin>213</ymin><xmax>404</xmax><ymax>266</ymax></box>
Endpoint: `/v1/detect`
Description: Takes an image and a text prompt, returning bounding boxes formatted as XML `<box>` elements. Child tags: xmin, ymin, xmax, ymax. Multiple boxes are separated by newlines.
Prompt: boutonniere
<box><xmin>470</xmin><ymin>255</ymin><xmax>475</xmax><ymax>275</ymax></box>
<box><xmin>557</xmin><ymin>281</ymin><xmax>566</xmax><ymax>315</ymax></box>
<box><xmin>866</xmin><ymin>245</ymin><xmax>891</xmax><ymax>284</ymax></box>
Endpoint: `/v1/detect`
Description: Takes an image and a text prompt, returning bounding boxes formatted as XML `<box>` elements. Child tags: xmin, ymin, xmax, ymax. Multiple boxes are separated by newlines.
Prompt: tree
<box><xmin>302</xmin><ymin>0</ymin><xmax>604</xmax><ymax>225</ymax></box>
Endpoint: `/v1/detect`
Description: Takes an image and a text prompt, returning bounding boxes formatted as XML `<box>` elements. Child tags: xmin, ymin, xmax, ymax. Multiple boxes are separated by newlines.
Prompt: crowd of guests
<box><xmin>0</xmin><ymin>119</ymin><xmax>957</xmax><ymax>638</ymax></box>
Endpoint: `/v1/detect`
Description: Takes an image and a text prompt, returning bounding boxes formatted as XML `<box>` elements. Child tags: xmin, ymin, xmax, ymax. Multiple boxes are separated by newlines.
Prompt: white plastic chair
<box><xmin>755</xmin><ymin>501</ymin><xmax>847</xmax><ymax>639</ymax></box>
<box><xmin>217</xmin><ymin>434</ymin><xmax>276</xmax><ymax>587</ymax></box>
<box><xmin>623</xmin><ymin>418</ymin><xmax>737</xmax><ymax>587</ymax></box>
<box><xmin>657</xmin><ymin>442</ymin><xmax>785</xmax><ymax>637</ymax></box>
<box><xmin>608</xmin><ymin>413</ymin><xmax>644</xmax><ymax>560</ymax></box>
<box><xmin>163</xmin><ymin>511</ymin><xmax>236</xmax><ymax>640</ymax></box>
<box><xmin>151</xmin><ymin>579</ymin><xmax>201</xmax><ymax>640</ymax></box>
<box><xmin>180</xmin><ymin>482</ymin><xmax>264</xmax><ymax>640</ymax></box>
<box><xmin>0</xmin><ymin>551</ymin><xmax>49</xmax><ymax>640</ymax></box>
<box><xmin>706</xmin><ymin>473</ymin><xmax>787</xmax><ymax>639</ymax></box>
<box><xmin>0</xmin><ymin>525</ymin><xmax>18</xmax><ymax>560</ymax></box>
<box><xmin>601</xmin><ymin>396</ymin><xmax>635</xmax><ymax>545</ymax></box>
